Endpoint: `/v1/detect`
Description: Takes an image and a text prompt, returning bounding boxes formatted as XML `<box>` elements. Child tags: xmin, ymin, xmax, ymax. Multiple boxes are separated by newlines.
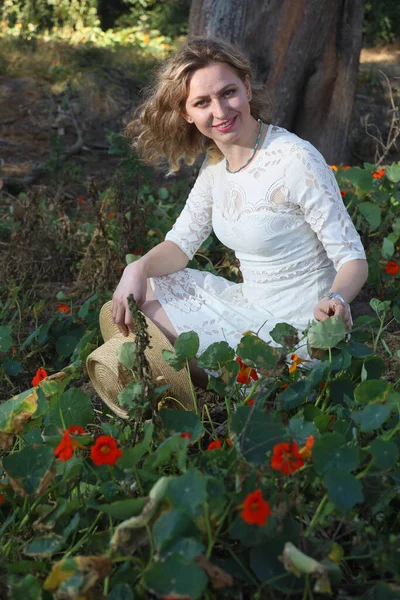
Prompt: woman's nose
<box><xmin>211</xmin><ymin>98</ymin><xmax>228</xmax><ymax>119</ymax></box>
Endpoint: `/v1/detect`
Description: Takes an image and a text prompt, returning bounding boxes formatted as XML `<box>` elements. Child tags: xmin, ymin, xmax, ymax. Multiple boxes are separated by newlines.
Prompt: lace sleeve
<box><xmin>286</xmin><ymin>142</ymin><xmax>366</xmax><ymax>271</ymax></box>
<box><xmin>165</xmin><ymin>158</ymin><xmax>214</xmax><ymax>260</ymax></box>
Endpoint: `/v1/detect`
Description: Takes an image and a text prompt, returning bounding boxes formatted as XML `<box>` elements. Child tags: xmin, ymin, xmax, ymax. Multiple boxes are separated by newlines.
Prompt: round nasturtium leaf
<box><xmin>354</xmin><ymin>379</ymin><xmax>393</xmax><ymax>405</ymax></box>
<box><xmin>370</xmin><ymin>438</ymin><xmax>399</xmax><ymax>470</ymax></box>
<box><xmin>352</xmin><ymin>404</ymin><xmax>392</xmax><ymax>433</ymax></box>
<box><xmin>324</xmin><ymin>472</ymin><xmax>364</xmax><ymax>511</ymax></box>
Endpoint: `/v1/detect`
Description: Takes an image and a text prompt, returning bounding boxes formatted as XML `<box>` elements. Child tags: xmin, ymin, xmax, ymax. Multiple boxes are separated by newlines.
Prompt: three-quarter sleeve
<box><xmin>285</xmin><ymin>141</ymin><xmax>366</xmax><ymax>272</ymax></box>
<box><xmin>165</xmin><ymin>158</ymin><xmax>214</xmax><ymax>260</ymax></box>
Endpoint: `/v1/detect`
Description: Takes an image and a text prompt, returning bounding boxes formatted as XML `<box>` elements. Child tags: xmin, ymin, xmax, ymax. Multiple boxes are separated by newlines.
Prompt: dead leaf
<box><xmin>195</xmin><ymin>554</ymin><xmax>233</xmax><ymax>589</ymax></box>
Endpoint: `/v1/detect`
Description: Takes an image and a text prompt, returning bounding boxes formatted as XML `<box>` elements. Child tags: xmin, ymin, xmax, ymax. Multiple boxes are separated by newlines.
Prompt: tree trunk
<box><xmin>189</xmin><ymin>0</ymin><xmax>364</xmax><ymax>164</ymax></box>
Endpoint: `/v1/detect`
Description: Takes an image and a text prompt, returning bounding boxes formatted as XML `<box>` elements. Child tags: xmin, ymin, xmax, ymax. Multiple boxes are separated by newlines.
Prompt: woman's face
<box><xmin>184</xmin><ymin>62</ymin><xmax>253</xmax><ymax>146</ymax></box>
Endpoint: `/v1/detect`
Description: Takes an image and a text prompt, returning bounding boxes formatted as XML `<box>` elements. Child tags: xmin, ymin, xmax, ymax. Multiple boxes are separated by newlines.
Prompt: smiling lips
<box><xmin>213</xmin><ymin>116</ymin><xmax>237</xmax><ymax>132</ymax></box>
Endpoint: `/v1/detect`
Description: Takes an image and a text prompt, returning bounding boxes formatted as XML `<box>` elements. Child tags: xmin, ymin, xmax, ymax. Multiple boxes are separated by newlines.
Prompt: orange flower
<box><xmin>143</xmin><ymin>33</ymin><xmax>150</xmax><ymax>45</ymax></box>
<box><xmin>240</xmin><ymin>489</ymin><xmax>271</xmax><ymax>526</ymax></box>
<box><xmin>280</xmin><ymin>383</ymin><xmax>289</xmax><ymax>390</ymax></box>
<box><xmin>180</xmin><ymin>432</ymin><xmax>192</xmax><ymax>440</ymax></box>
<box><xmin>107</xmin><ymin>211</ymin><xmax>117</xmax><ymax>219</ymax></box>
<box><xmin>385</xmin><ymin>260</ymin><xmax>399</xmax><ymax>276</ymax></box>
<box><xmin>342</xmin><ymin>166</ymin><xmax>351</xmax><ymax>170</ymax></box>
<box><xmin>271</xmin><ymin>442</ymin><xmax>304</xmax><ymax>475</ymax></box>
<box><xmin>57</xmin><ymin>303</ymin><xmax>70</xmax><ymax>314</ymax></box>
<box><xmin>207</xmin><ymin>439</ymin><xmax>222</xmax><ymax>451</ymax></box>
<box><xmin>77</xmin><ymin>195</ymin><xmax>86</xmax><ymax>205</ymax></box>
<box><xmin>67</xmin><ymin>425</ymin><xmax>86</xmax><ymax>435</ymax></box>
<box><xmin>54</xmin><ymin>430</ymin><xmax>82</xmax><ymax>461</ymax></box>
<box><xmin>0</xmin><ymin>494</ymin><xmax>5</xmax><ymax>504</ymax></box>
<box><xmin>236</xmin><ymin>357</ymin><xmax>259</xmax><ymax>384</ymax></box>
<box><xmin>299</xmin><ymin>435</ymin><xmax>315</xmax><ymax>459</ymax></box>
<box><xmin>340</xmin><ymin>190</ymin><xmax>347</xmax><ymax>198</ymax></box>
<box><xmin>32</xmin><ymin>367</ymin><xmax>48</xmax><ymax>387</ymax></box>
<box><xmin>226</xmin><ymin>438</ymin><xmax>233</xmax><ymax>446</ymax></box>
<box><xmin>247</xmin><ymin>398</ymin><xmax>254</xmax><ymax>406</ymax></box>
<box><xmin>90</xmin><ymin>435</ymin><xmax>123</xmax><ymax>466</ymax></box>
<box><xmin>330</xmin><ymin>165</ymin><xmax>338</xmax><ymax>172</ymax></box>
<box><xmin>372</xmin><ymin>167</ymin><xmax>385</xmax><ymax>180</ymax></box>
<box><xmin>288</xmin><ymin>353</ymin><xmax>310</xmax><ymax>374</ymax></box>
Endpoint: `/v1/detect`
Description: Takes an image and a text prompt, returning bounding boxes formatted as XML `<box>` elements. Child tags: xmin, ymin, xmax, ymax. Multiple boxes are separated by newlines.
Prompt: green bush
<box><xmin>363</xmin><ymin>0</ymin><xmax>400</xmax><ymax>45</ymax></box>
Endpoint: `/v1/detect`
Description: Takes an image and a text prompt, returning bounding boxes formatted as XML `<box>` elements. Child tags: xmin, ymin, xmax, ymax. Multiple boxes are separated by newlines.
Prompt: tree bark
<box><xmin>189</xmin><ymin>0</ymin><xmax>364</xmax><ymax>164</ymax></box>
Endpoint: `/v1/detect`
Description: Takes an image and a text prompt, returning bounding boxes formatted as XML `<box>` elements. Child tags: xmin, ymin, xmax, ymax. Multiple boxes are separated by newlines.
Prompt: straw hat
<box><xmin>86</xmin><ymin>301</ymin><xmax>194</xmax><ymax>419</ymax></box>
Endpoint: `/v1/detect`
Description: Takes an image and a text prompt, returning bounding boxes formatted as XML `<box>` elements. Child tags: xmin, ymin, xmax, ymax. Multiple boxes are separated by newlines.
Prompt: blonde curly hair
<box><xmin>125</xmin><ymin>37</ymin><xmax>271</xmax><ymax>172</ymax></box>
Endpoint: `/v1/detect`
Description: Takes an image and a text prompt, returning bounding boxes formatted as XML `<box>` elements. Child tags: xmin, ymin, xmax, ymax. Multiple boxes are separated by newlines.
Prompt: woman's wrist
<box><xmin>322</xmin><ymin>292</ymin><xmax>349</xmax><ymax>305</ymax></box>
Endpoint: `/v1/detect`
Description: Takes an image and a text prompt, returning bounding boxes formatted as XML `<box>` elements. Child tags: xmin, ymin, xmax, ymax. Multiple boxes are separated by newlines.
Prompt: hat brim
<box><xmin>86</xmin><ymin>301</ymin><xmax>195</xmax><ymax>418</ymax></box>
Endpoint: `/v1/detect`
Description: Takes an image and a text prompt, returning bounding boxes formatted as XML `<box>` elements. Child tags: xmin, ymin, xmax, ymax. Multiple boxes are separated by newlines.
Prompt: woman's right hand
<box><xmin>111</xmin><ymin>261</ymin><xmax>148</xmax><ymax>336</ymax></box>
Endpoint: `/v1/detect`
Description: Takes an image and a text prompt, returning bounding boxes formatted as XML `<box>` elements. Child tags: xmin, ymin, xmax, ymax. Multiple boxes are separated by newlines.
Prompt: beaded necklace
<box><xmin>225</xmin><ymin>118</ymin><xmax>263</xmax><ymax>174</ymax></box>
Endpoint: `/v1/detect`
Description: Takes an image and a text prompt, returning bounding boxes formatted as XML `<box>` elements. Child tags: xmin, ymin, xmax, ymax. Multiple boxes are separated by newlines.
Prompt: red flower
<box><xmin>226</xmin><ymin>438</ymin><xmax>233</xmax><ymax>446</ymax></box>
<box><xmin>77</xmin><ymin>195</ymin><xmax>86</xmax><ymax>205</ymax></box>
<box><xmin>54</xmin><ymin>430</ymin><xmax>81</xmax><ymax>462</ymax></box>
<box><xmin>241</xmin><ymin>489</ymin><xmax>272</xmax><ymax>526</ymax></box>
<box><xmin>57</xmin><ymin>303</ymin><xmax>70</xmax><ymax>314</ymax></box>
<box><xmin>288</xmin><ymin>353</ymin><xmax>310</xmax><ymax>374</ymax></box>
<box><xmin>385</xmin><ymin>260</ymin><xmax>399</xmax><ymax>276</ymax></box>
<box><xmin>271</xmin><ymin>442</ymin><xmax>305</xmax><ymax>475</ymax></box>
<box><xmin>207</xmin><ymin>439</ymin><xmax>222</xmax><ymax>451</ymax></box>
<box><xmin>247</xmin><ymin>398</ymin><xmax>254</xmax><ymax>406</ymax></box>
<box><xmin>67</xmin><ymin>425</ymin><xmax>86</xmax><ymax>435</ymax></box>
<box><xmin>32</xmin><ymin>367</ymin><xmax>48</xmax><ymax>387</ymax></box>
<box><xmin>0</xmin><ymin>494</ymin><xmax>5</xmax><ymax>504</ymax></box>
<box><xmin>235</xmin><ymin>357</ymin><xmax>259</xmax><ymax>384</ymax></box>
<box><xmin>180</xmin><ymin>432</ymin><xmax>192</xmax><ymax>440</ymax></box>
<box><xmin>372</xmin><ymin>167</ymin><xmax>385</xmax><ymax>180</ymax></box>
<box><xmin>90</xmin><ymin>435</ymin><xmax>123</xmax><ymax>466</ymax></box>
<box><xmin>299</xmin><ymin>435</ymin><xmax>315</xmax><ymax>459</ymax></box>
<box><xmin>132</xmin><ymin>247</ymin><xmax>144</xmax><ymax>256</ymax></box>
<box><xmin>280</xmin><ymin>383</ymin><xmax>289</xmax><ymax>390</ymax></box>
<box><xmin>340</xmin><ymin>190</ymin><xmax>347</xmax><ymax>198</ymax></box>
<box><xmin>342</xmin><ymin>166</ymin><xmax>351</xmax><ymax>170</ymax></box>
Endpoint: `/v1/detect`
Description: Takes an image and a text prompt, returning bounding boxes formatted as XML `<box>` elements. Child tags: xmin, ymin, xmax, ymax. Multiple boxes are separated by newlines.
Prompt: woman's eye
<box><xmin>195</xmin><ymin>100</ymin><xmax>207</xmax><ymax>107</ymax></box>
<box><xmin>224</xmin><ymin>89</ymin><xmax>235</xmax><ymax>97</ymax></box>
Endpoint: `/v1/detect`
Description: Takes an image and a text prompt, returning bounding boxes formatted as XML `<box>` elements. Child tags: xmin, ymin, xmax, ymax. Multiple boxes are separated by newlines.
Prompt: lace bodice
<box><xmin>165</xmin><ymin>125</ymin><xmax>366</xmax><ymax>285</ymax></box>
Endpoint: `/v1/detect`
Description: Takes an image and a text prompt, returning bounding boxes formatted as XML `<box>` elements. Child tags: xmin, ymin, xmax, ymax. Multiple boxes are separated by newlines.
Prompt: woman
<box><xmin>111</xmin><ymin>38</ymin><xmax>368</xmax><ymax>388</ymax></box>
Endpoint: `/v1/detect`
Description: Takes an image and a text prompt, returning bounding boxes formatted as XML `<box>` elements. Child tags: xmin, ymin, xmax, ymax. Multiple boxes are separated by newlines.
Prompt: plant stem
<box><xmin>186</xmin><ymin>359</ymin><xmax>198</xmax><ymax>415</ymax></box>
<box><xmin>305</xmin><ymin>494</ymin><xmax>327</xmax><ymax>537</ymax></box>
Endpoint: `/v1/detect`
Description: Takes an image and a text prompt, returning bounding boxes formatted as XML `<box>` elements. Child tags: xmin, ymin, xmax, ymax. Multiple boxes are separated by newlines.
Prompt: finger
<box><xmin>314</xmin><ymin>308</ymin><xmax>330</xmax><ymax>322</ymax></box>
<box><xmin>114</xmin><ymin>305</ymin><xmax>129</xmax><ymax>337</ymax></box>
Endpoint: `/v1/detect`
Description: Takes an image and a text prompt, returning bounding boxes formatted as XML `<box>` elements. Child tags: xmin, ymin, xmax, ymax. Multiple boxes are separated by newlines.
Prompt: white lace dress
<box><xmin>149</xmin><ymin>126</ymin><xmax>366</xmax><ymax>358</ymax></box>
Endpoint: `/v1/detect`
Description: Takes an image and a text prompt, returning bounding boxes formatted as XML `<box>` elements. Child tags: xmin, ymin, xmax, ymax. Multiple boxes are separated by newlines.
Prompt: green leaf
<box><xmin>153</xmin><ymin>509</ymin><xmax>195</xmax><ymax>550</ymax></box>
<box><xmin>118</xmin><ymin>422</ymin><xmax>153</xmax><ymax>469</ymax></box>
<box><xmin>343</xmin><ymin>167</ymin><xmax>373</xmax><ymax>194</ymax></box>
<box><xmin>146</xmin><ymin>436</ymin><xmax>188</xmax><ymax>470</ymax></box>
<box><xmin>307</xmin><ymin>317</ymin><xmax>347</xmax><ymax>350</ymax></box>
<box><xmin>118</xmin><ymin>381</ymin><xmax>143</xmax><ymax>409</ymax></box>
<box><xmin>159</xmin><ymin>410</ymin><xmax>204</xmax><ymax>441</ymax></box>
<box><xmin>382</xmin><ymin>237</ymin><xmax>395</xmax><ymax>259</ymax></box>
<box><xmin>97</xmin><ymin>498</ymin><xmax>146</xmax><ymax>520</ymax></box>
<box><xmin>3</xmin><ymin>360</ymin><xmax>22</xmax><ymax>377</ymax></box>
<box><xmin>2</xmin><ymin>444</ymin><xmax>54</xmax><ymax>496</ymax></box>
<box><xmin>24</xmin><ymin>534</ymin><xmax>64</xmax><ymax>557</ymax></box>
<box><xmin>313</xmin><ymin>433</ymin><xmax>360</xmax><ymax>474</ymax></box>
<box><xmin>142</xmin><ymin>554</ymin><xmax>208</xmax><ymax>599</ymax></box>
<box><xmin>370</xmin><ymin>298</ymin><xmax>391</xmax><ymax>316</ymax></box>
<box><xmin>207</xmin><ymin>360</ymin><xmax>240</xmax><ymax>396</ymax></box>
<box><xmin>250</xmin><ymin>542</ymin><xmax>304</xmax><ymax>593</ymax></box>
<box><xmin>196</xmin><ymin>341</ymin><xmax>235</xmax><ymax>369</ymax></box>
<box><xmin>370</xmin><ymin>438</ymin><xmax>399</xmax><ymax>470</ymax></box>
<box><xmin>0</xmin><ymin>388</ymin><xmax>39</xmax><ymax>434</ymax></box>
<box><xmin>165</xmin><ymin>537</ymin><xmax>204</xmax><ymax>561</ymax></box>
<box><xmin>385</xmin><ymin>163</ymin><xmax>400</xmax><ymax>183</ymax></box>
<box><xmin>269</xmin><ymin>323</ymin><xmax>299</xmax><ymax>347</ymax></box>
<box><xmin>108</xmin><ymin>583</ymin><xmax>134</xmax><ymax>600</ymax></box>
<box><xmin>174</xmin><ymin>331</ymin><xmax>200</xmax><ymax>361</ymax></box>
<box><xmin>359</xmin><ymin>201</ymin><xmax>381</xmax><ymax>231</ymax></box>
<box><xmin>354</xmin><ymin>379</ymin><xmax>393</xmax><ymax>405</ymax></box>
<box><xmin>117</xmin><ymin>342</ymin><xmax>137</xmax><ymax>370</ymax></box>
<box><xmin>8</xmin><ymin>574</ymin><xmax>42</xmax><ymax>600</ymax></box>
<box><xmin>278</xmin><ymin>380</ymin><xmax>312</xmax><ymax>410</ymax></box>
<box><xmin>352</xmin><ymin>404</ymin><xmax>392</xmax><ymax>432</ymax></box>
<box><xmin>48</xmin><ymin>388</ymin><xmax>94</xmax><ymax>428</ymax></box>
<box><xmin>362</xmin><ymin>356</ymin><xmax>385</xmax><ymax>380</ymax></box>
<box><xmin>287</xmin><ymin>418</ymin><xmax>317</xmax><ymax>446</ymax></box>
<box><xmin>55</xmin><ymin>335</ymin><xmax>78</xmax><ymax>358</ymax></box>
<box><xmin>236</xmin><ymin>334</ymin><xmax>281</xmax><ymax>370</ymax></box>
<box><xmin>166</xmin><ymin>469</ymin><xmax>207</xmax><ymax>518</ymax></box>
<box><xmin>0</xmin><ymin>326</ymin><xmax>12</xmax><ymax>353</ymax></box>
<box><xmin>324</xmin><ymin>472</ymin><xmax>364</xmax><ymax>511</ymax></box>
<box><xmin>162</xmin><ymin>349</ymin><xmax>185</xmax><ymax>371</ymax></box>
<box><xmin>230</xmin><ymin>407</ymin><xmax>284</xmax><ymax>464</ymax></box>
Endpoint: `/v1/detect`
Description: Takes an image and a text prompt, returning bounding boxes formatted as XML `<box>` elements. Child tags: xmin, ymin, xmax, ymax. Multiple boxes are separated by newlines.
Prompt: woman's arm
<box><xmin>313</xmin><ymin>258</ymin><xmax>368</xmax><ymax>328</ymax></box>
<box><xmin>111</xmin><ymin>241</ymin><xmax>189</xmax><ymax>333</ymax></box>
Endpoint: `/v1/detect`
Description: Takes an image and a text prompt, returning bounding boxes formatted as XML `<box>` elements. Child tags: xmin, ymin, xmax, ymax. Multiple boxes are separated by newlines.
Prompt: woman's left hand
<box><xmin>313</xmin><ymin>297</ymin><xmax>353</xmax><ymax>331</ymax></box>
